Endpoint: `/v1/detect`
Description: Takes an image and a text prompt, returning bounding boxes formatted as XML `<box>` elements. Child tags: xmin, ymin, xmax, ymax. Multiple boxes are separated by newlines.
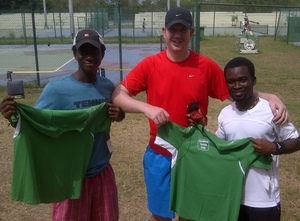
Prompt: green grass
<box><xmin>1</xmin><ymin>36</ymin><xmax>300</xmax><ymax>221</ymax></box>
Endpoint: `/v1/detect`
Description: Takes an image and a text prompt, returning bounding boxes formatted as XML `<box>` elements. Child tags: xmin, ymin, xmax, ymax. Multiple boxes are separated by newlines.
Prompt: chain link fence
<box><xmin>0</xmin><ymin>3</ymin><xmax>299</xmax><ymax>86</ymax></box>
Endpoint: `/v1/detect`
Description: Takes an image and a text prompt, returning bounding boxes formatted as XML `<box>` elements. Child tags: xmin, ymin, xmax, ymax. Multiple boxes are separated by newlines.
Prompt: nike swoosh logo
<box><xmin>176</xmin><ymin>14</ymin><xmax>182</xmax><ymax>17</ymax></box>
<box><xmin>189</xmin><ymin>75</ymin><xmax>195</xmax><ymax>78</ymax></box>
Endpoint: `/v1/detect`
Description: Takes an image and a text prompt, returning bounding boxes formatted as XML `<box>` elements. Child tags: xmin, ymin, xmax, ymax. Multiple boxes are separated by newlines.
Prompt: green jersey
<box><xmin>155</xmin><ymin>122</ymin><xmax>272</xmax><ymax>221</ymax></box>
<box><xmin>11</xmin><ymin>103</ymin><xmax>111</xmax><ymax>205</ymax></box>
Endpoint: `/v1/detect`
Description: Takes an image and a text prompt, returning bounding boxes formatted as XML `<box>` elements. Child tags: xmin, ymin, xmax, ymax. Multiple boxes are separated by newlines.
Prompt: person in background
<box><xmin>0</xmin><ymin>29</ymin><xmax>124</xmax><ymax>221</ymax></box>
<box><xmin>112</xmin><ymin>7</ymin><xmax>288</xmax><ymax>221</ymax></box>
<box><xmin>142</xmin><ymin>18</ymin><xmax>146</xmax><ymax>32</ymax></box>
<box><xmin>215</xmin><ymin>56</ymin><xmax>299</xmax><ymax>221</ymax></box>
<box><xmin>241</xmin><ymin>15</ymin><xmax>259</xmax><ymax>34</ymax></box>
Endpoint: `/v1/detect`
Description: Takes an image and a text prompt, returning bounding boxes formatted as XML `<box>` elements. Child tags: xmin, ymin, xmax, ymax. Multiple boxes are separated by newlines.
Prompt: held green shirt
<box><xmin>155</xmin><ymin>122</ymin><xmax>272</xmax><ymax>221</ymax></box>
<box><xmin>11</xmin><ymin>103</ymin><xmax>111</xmax><ymax>205</ymax></box>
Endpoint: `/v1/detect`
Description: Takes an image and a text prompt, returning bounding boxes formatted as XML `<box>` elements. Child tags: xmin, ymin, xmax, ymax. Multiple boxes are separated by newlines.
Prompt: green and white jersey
<box><xmin>11</xmin><ymin>103</ymin><xmax>111</xmax><ymax>205</ymax></box>
<box><xmin>155</xmin><ymin>122</ymin><xmax>272</xmax><ymax>221</ymax></box>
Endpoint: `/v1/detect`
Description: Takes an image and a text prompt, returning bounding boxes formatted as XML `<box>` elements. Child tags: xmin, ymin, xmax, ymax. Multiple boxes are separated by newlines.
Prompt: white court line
<box><xmin>0</xmin><ymin>51</ymin><xmax>8</xmax><ymax>55</ymax></box>
<box><xmin>55</xmin><ymin>57</ymin><xmax>75</xmax><ymax>71</ymax></box>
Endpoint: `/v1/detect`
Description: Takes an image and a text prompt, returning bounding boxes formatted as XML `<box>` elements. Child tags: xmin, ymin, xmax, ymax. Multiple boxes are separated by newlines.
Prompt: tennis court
<box><xmin>0</xmin><ymin>43</ymin><xmax>161</xmax><ymax>86</ymax></box>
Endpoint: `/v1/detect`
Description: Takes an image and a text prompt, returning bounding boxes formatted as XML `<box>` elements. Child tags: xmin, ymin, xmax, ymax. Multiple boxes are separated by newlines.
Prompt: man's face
<box><xmin>75</xmin><ymin>43</ymin><xmax>102</xmax><ymax>74</ymax></box>
<box><xmin>162</xmin><ymin>23</ymin><xmax>194</xmax><ymax>53</ymax></box>
<box><xmin>225</xmin><ymin>65</ymin><xmax>255</xmax><ymax>102</ymax></box>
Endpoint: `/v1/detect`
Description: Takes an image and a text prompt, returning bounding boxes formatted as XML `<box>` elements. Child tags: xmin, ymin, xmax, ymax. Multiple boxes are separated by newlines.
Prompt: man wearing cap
<box><xmin>0</xmin><ymin>29</ymin><xmax>124</xmax><ymax>221</ymax></box>
<box><xmin>112</xmin><ymin>6</ymin><xmax>288</xmax><ymax>221</ymax></box>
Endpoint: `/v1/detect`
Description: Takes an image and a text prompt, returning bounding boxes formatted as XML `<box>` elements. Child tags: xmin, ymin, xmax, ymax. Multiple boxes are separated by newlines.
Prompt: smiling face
<box><xmin>225</xmin><ymin>65</ymin><xmax>256</xmax><ymax>102</ymax></box>
<box><xmin>162</xmin><ymin>23</ymin><xmax>194</xmax><ymax>55</ymax></box>
<box><xmin>74</xmin><ymin>43</ymin><xmax>103</xmax><ymax>81</ymax></box>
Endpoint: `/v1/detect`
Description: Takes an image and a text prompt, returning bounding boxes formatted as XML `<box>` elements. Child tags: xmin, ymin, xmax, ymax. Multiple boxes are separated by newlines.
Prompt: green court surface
<box><xmin>0</xmin><ymin>45</ymin><xmax>74</xmax><ymax>73</ymax></box>
<box><xmin>0</xmin><ymin>43</ymin><xmax>161</xmax><ymax>86</ymax></box>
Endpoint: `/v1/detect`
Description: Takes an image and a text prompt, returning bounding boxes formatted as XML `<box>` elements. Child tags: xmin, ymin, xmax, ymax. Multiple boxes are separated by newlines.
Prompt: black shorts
<box><xmin>238</xmin><ymin>204</ymin><xmax>281</xmax><ymax>221</ymax></box>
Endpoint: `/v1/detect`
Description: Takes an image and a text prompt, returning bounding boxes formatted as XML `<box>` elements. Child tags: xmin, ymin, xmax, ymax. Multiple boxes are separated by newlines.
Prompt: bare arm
<box><xmin>250</xmin><ymin>20</ymin><xmax>259</xmax><ymax>24</ymax></box>
<box><xmin>252</xmin><ymin>137</ymin><xmax>300</xmax><ymax>155</ymax></box>
<box><xmin>111</xmin><ymin>84</ymin><xmax>170</xmax><ymax>126</ymax></box>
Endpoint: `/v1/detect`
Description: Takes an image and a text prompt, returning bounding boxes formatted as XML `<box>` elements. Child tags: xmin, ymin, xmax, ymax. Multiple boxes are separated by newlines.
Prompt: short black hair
<box><xmin>224</xmin><ymin>57</ymin><xmax>255</xmax><ymax>80</ymax></box>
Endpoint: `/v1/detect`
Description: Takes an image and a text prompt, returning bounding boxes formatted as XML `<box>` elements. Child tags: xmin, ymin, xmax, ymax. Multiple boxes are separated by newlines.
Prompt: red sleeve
<box><xmin>208</xmin><ymin>58</ymin><xmax>229</xmax><ymax>102</ymax></box>
<box><xmin>121</xmin><ymin>56</ymin><xmax>153</xmax><ymax>96</ymax></box>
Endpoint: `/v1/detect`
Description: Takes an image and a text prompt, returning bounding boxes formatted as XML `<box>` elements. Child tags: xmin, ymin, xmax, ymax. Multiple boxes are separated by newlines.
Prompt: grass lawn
<box><xmin>1</xmin><ymin>36</ymin><xmax>300</xmax><ymax>221</ymax></box>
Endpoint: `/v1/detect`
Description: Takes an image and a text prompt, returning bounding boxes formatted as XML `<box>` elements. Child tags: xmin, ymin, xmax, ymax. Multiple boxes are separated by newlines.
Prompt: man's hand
<box><xmin>0</xmin><ymin>96</ymin><xmax>18</xmax><ymax>127</ymax></box>
<box><xmin>251</xmin><ymin>138</ymin><xmax>276</xmax><ymax>155</ymax></box>
<box><xmin>143</xmin><ymin>105</ymin><xmax>170</xmax><ymax>126</ymax></box>
<box><xmin>0</xmin><ymin>96</ymin><xmax>17</xmax><ymax>120</ymax></box>
<box><xmin>106</xmin><ymin>103</ymin><xmax>125</xmax><ymax>122</ymax></box>
<box><xmin>268</xmin><ymin>95</ymin><xmax>289</xmax><ymax>124</ymax></box>
<box><xmin>186</xmin><ymin>110</ymin><xmax>206</xmax><ymax>127</ymax></box>
<box><xmin>256</xmin><ymin>91</ymin><xmax>289</xmax><ymax>124</ymax></box>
